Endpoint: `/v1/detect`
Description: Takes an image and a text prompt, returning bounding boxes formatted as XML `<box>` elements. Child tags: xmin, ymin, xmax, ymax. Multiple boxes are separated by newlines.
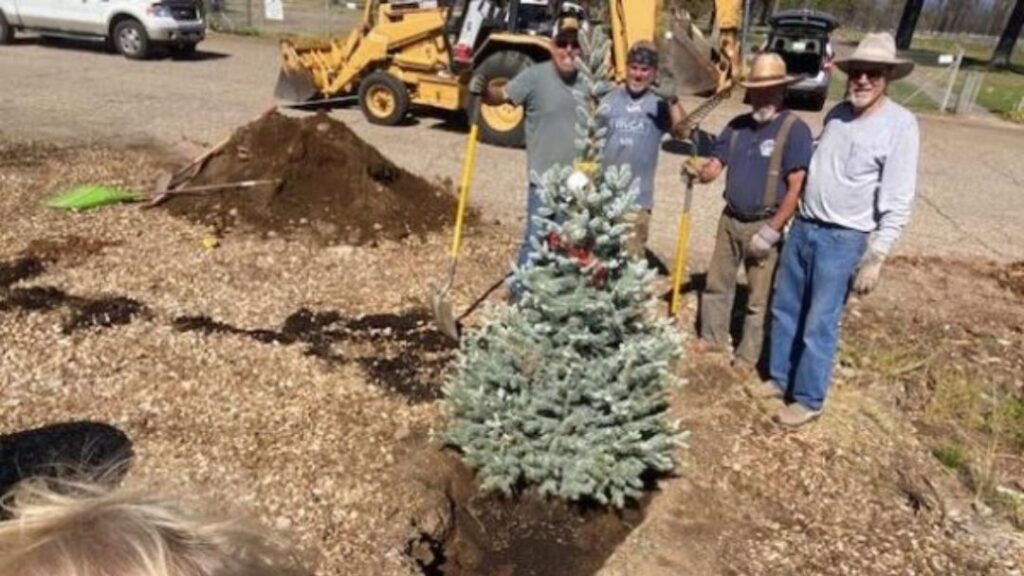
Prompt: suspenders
<box><xmin>726</xmin><ymin>112</ymin><xmax>799</xmax><ymax>213</ymax></box>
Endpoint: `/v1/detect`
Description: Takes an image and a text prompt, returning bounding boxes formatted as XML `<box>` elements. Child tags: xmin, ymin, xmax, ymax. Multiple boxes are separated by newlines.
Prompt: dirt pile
<box><xmin>163</xmin><ymin>111</ymin><xmax>457</xmax><ymax>245</ymax></box>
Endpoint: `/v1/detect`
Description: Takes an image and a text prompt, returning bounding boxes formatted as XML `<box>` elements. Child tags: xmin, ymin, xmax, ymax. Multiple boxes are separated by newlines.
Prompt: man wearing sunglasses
<box><xmin>470</xmin><ymin>15</ymin><xmax>586</xmax><ymax>290</ymax></box>
<box><xmin>765</xmin><ymin>32</ymin><xmax>920</xmax><ymax>428</ymax></box>
<box><xmin>600</xmin><ymin>40</ymin><xmax>686</xmax><ymax>258</ymax></box>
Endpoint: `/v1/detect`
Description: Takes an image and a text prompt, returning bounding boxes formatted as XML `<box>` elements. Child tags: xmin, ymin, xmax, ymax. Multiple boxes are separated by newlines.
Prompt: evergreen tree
<box><xmin>444</xmin><ymin>27</ymin><xmax>683</xmax><ymax>509</ymax></box>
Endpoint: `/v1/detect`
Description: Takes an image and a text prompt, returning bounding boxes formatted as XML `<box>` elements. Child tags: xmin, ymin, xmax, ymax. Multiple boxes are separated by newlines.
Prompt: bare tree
<box><xmin>992</xmin><ymin>0</ymin><xmax>1024</xmax><ymax>68</ymax></box>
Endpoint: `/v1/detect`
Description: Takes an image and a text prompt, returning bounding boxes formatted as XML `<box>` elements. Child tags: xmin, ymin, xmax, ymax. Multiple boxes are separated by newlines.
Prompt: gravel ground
<box><xmin>1</xmin><ymin>33</ymin><xmax>1023</xmax><ymax>267</ymax></box>
<box><xmin>3</xmin><ymin>31</ymin><xmax>1024</xmax><ymax>576</ymax></box>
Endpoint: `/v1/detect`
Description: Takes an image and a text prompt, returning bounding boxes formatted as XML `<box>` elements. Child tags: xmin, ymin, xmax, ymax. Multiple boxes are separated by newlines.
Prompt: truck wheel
<box><xmin>113</xmin><ymin>19</ymin><xmax>150</xmax><ymax>60</ymax></box>
<box><xmin>474</xmin><ymin>51</ymin><xmax>534</xmax><ymax>148</ymax></box>
<box><xmin>0</xmin><ymin>11</ymin><xmax>14</xmax><ymax>45</ymax></box>
<box><xmin>358</xmin><ymin>72</ymin><xmax>410</xmax><ymax>126</ymax></box>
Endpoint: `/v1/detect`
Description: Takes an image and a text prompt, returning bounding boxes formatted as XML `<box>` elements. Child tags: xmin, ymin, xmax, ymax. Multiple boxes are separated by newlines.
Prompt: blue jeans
<box><xmin>768</xmin><ymin>218</ymin><xmax>868</xmax><ymax>410</ymax></box>
<box><xmin>509</xmin><ymin>183</ymin><xmax>543</xmax><ymax>300</ymax></box>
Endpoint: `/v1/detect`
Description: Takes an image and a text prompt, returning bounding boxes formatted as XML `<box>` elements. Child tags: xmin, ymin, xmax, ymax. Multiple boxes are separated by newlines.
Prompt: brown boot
<box><xmin>774</xmin><ymin>403</ymin><xmax>822</xmax><ymax>428</ymax></box>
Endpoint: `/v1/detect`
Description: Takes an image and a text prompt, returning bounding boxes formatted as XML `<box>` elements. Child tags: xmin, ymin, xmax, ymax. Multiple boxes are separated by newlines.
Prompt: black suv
<box><xmin>764</xmin><ymin>9</ymin><xmax>839</xmax><ymax>111</ymax></box>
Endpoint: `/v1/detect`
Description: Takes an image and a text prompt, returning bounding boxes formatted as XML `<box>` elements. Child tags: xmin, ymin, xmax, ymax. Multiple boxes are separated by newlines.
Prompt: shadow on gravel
<box><xmin>173</xmin><ymin>308</ymin><xmax>456</xmax><ymax>403</ymax></box>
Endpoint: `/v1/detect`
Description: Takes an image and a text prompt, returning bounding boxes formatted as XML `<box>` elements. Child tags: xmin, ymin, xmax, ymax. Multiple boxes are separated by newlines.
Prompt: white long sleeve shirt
<box><xmin>800</xmin><ymin>98</ymin><xmax>920</xmax><ymax>255</ymax></box>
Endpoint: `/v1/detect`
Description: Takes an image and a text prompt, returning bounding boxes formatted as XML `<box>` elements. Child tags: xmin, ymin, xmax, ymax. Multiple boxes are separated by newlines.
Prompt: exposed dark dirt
<box><xmin>172</xmin><ymin>308</ymin><xmax>456</xmax><ymax>403</ymax></box>
<box><xmin>0</xmin><ymin>256</ymin><xmax>149</xmax><ymax>333</ymax></box>
<box><xmin>161</xmin><ymin>111</ymin><xmax>460</xmax><ymax>245</ymax></box>
<box><xmin>398</xmin><ymin>447</ymin><xmax>645</xmax><ymax>576</ymax></box>
<box><xmin>0</xmin><ymin>256</ymin><xmax>45</xmax><ymax>287</ymax></box>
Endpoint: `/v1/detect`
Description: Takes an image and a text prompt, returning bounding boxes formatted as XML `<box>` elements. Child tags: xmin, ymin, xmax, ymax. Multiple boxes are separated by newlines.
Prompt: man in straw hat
<box><xmin>764</xmin><ymin>32</ymin><xmax>920</xmax><ymax>427</ymax></box>
<box><xmin>691</xmin><ymin>52</ymin><xmax>813</xmax><ymax>371</ymax></box>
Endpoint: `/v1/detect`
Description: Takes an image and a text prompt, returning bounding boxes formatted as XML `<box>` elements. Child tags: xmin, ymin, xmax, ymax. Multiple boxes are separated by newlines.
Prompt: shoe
<box><xmin>774</xmin><ymin>403</ymin><xmax>822</xmax><ymax>428</ymax></box>
<box><xmin>749</xmin><ymin>379</ymin><xmax>784</xmax><ymax>399</ymax></box>
<box><xmin>731</xmin><ymin>356</ymin><xmax>759</xmax><ymax>379</ymax></box>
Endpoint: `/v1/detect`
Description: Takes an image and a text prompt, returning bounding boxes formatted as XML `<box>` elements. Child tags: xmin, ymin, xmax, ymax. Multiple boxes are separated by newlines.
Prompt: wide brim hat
<box><xmin>835</xmin><ymin>32</ymin><xmax>914</xmax><ymax>81</ymax></box>
<box><xmin>740</xmin><ymin>52</ymin><xmax>802</xmax><ymax>89</ymax></box>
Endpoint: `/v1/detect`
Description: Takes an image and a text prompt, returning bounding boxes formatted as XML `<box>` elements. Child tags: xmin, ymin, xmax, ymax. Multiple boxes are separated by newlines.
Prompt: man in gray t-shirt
<box><xmin>600</xmin><ymin>40</ymin><xmax>684</xmax><ymax>257</ymax></box>
<box><xmin>472</xmin><ymin>16</ymin><xmax>584</xmax><ymax>281</ymax></box>
<box><xmin>767</xmin><ymin>33</ymin><xmax>921</xmax><ymax>428</ymax></box>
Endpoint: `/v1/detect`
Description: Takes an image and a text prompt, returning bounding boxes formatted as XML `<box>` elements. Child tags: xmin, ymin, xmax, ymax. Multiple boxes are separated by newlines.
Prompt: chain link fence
<box><xmin>202</xmin><ymin>0</ymin><xmax>363</xmax><ymax>37</ymax></box>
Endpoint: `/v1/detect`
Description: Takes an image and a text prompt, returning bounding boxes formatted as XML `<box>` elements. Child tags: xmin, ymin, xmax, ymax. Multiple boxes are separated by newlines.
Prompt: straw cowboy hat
<box><xmin>835</xmin><ymin>32</ymin><xmax>914</xmax><ymax>80</ymax></box>
<box><xmin>740</xmin><ymin>52</ymin><xmax>801</xmax><ymax>89</ymax></box>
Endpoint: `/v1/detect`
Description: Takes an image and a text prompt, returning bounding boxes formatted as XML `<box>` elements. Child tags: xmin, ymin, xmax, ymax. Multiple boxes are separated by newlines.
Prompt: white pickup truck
<box><xmin>0</xmin><ymin>0</ymin><xmax>205</xmax><ymax>59</ymax></box>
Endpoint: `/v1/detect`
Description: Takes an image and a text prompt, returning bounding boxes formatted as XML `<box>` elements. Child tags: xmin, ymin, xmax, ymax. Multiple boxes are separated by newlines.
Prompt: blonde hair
<box><xmin>0</xmin><ymin>479</ymin><xmax>312</xmax><ymax>576</ymax></box>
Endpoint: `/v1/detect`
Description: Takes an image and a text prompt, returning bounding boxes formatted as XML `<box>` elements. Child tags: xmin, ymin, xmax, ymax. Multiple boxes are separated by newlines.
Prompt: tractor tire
<box><xmin>0</xmin><ymin>11</ymin><xmax>14</xmax><ymax>45</ymax></box>
<box><xmin>113</xmin><ymin>19</ymin><xmax>150</xmax><ymax>60</ymax></box>
<box><xmin>358</xmin><ymin>71</ymin><xmax>410</xmax><ymax>126</ymax></box>
<box><xmin>474</xmin><ymin>51</ymin><xmax>534</xmax><ymax>148</ymax></box>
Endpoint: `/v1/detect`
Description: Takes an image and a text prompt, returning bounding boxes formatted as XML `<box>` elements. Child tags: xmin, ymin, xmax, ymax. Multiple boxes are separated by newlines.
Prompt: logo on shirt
<box><xmin>759</xmin><ymin>139</ymin><xmax>776</xmax><ymax>158</ymax></box>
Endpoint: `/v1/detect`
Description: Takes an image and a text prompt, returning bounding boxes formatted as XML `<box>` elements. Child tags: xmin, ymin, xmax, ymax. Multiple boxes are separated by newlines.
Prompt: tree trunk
<box><xmin>757</xmin><ymin>0</ymin><xmax>776</xmax><ymax>26</ymax></box>
<box><xmin>896</xmin><ymin>0</ymin><xmax>925</xmax><ymax>49</ymax></box>
<box><xmin>992</xmin><ymin>0</ymin><xmax>1024</xmax><ymax>68</ymax></box>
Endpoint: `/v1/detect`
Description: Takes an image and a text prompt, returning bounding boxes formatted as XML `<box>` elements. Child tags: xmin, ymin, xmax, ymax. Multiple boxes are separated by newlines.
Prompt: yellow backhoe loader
<box><xmin>275</xmin><ymin>0</ymin><xmax>742</xmax><ymax>148</ymax></box>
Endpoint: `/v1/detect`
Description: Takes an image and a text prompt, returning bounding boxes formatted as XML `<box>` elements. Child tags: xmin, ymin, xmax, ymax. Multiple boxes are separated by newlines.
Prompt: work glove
<box><xmin>853</xmin><ymin>249</ymin><xmax>886</xmax><ymax>295</ymax></box>
<box><xmin>746</xmin><ymin>224</ymin><xmax>781</xmax><ymax>261</ymax></box>
<box><xmin>468</xmin><ymin>74</ymin><xmax>487</xmax><ymax>96</ymax></box>
<box><xmin>682</xmin><ymin>156</ymin><xmax>705</xmax><ymax>179</ymax></box>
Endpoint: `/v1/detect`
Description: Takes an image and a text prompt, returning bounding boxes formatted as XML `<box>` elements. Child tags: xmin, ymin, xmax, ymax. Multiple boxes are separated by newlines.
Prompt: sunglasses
<box><xmin>848</xmin><ymin>67</ymin><xmax>886</xmax><ymax>81</ymax></box>
<box><xmin>554</xmin><ymin>38</ymin><xmax>581</xmax><ymax>50</ymax></box>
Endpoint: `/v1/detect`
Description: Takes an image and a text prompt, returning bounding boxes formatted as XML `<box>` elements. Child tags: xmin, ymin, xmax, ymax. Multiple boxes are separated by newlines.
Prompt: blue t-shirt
<box><xmin>600</xmin><ymin>88</ymin><xmax>672</xmax><ymax>210</ymax></box>
<box><xmin>711</xmin><ymin>111</ymin><xmax>813</xmax><ymax>216</ymax></box>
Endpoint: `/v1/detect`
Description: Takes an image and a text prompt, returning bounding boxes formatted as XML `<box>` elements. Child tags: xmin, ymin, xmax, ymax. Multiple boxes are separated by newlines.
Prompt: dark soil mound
<box><xmin>163</xmin><ymin>111</ymin><xmax>456</xmax><ymax>245</ymax></box>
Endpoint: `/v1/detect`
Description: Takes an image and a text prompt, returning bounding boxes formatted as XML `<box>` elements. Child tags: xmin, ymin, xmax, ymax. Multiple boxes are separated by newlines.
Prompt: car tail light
<box><xmin>454</xmin><ymin>43</ymin><xmax>473</xmax><ymax>64</ymax></box>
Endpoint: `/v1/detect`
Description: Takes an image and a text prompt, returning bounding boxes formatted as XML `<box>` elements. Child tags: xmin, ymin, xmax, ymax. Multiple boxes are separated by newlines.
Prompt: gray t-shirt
<box><xmin>505</xmin><ymin>61</ymin><xmax>584</xmax><ymax>184</ymax></box>
<box><xmin>600</xmin><ymin>88</ymin><xmax>672</xmax><ymax>210</ymax></box>
<box><xmin>800</xmin><ymin>98</ymin><xmax>919</xmax><ymax>255</ymax></box>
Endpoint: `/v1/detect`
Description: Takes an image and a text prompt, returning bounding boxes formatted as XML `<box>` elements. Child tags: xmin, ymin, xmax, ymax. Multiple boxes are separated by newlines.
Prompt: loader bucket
<box><xmin>664</xmin><ymin>10</ymin><xmax>724</xmax><ymax>97</ymax></box>
<box><xmin>275</xmin><ymin>66</ymin><xmax>318</xmax><ymax>102</ymax></box>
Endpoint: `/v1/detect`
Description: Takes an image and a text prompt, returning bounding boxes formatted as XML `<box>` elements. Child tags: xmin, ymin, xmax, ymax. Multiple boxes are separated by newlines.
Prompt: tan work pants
<box><xmin>625</xmin><ymin>209</ymin><xmax>652</xmax><ymax>260</ymax></box>
<box><xmin>699</xmin><ymin>211</ymin><xmax>780</xmax><ymax>364</ymax></box>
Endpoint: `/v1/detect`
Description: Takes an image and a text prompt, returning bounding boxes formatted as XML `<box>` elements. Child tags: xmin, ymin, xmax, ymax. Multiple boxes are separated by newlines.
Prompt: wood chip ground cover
<box><xmin>2</xmin><ymin>140</ymin><xmax>1023</xmax><ymax>575</ymax></box>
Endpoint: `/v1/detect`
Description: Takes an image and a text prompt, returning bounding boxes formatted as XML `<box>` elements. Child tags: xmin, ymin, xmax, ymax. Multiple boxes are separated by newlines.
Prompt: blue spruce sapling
<box><xmin>445</xmin><ymin>26</ymin><xmax>683</xmax><ymax>508</ymax></box>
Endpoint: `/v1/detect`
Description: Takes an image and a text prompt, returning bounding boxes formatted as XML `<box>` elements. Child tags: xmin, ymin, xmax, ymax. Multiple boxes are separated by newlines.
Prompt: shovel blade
<box><xmin>274</xmin><ymin>67</ymin><xmax>318</xmax><ymax>103</ymax></box>
<box><xmin>665</xmin><ymin>11</ymin><xmax>723</xmax><ymax>96</ymax></box>
<box><xmin>430</xmin><ymin>288</ymin><xmax>460</xmax><ymax>342</ymax></box>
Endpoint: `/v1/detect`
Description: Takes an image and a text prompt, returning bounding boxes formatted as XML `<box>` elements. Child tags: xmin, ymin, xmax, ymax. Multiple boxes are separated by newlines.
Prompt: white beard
<box><xmin>850</xmin><ymin>90</ymin><xmax>879</xmax><ymax>110</ymax></box>
<box><xmin>752</xmin><ymin>105</ymin><xmax>778</xmax><ymax>124</ymax></box>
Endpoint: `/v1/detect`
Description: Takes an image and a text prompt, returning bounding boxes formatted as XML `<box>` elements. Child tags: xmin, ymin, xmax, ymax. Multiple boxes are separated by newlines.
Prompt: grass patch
<box><xmin>931</xmin><ymin>444</ymin><xmax>969</xmax><ymax>471</ymax></box>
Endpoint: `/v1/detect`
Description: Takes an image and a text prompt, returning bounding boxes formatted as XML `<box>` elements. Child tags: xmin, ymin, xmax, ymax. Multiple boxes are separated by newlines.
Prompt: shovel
<box><xmin>431</xmin><ymin>96</ymin><xmax>482</xmax><ymax>341</ymax></box>
<box><xmin>147</xmin><ymin>178</ymin><xmax>280</xmax><ymax>208</ymax></box>
<box><xmin>670</xmin><ymin>140</ymin><xmax>698</xmax><ymax>317</ymax></box>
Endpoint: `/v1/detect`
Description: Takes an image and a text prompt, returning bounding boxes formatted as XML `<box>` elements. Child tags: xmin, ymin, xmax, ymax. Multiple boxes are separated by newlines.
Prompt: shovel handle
<box><xmin>670</xmin><ymin>153</ymin><xmax>697</xmax><ymax>317</ymax></box>
<box><xmin>450</xmin><ymin>100</ymin><xmax>481</xmax><ymax>258</ymax></box>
